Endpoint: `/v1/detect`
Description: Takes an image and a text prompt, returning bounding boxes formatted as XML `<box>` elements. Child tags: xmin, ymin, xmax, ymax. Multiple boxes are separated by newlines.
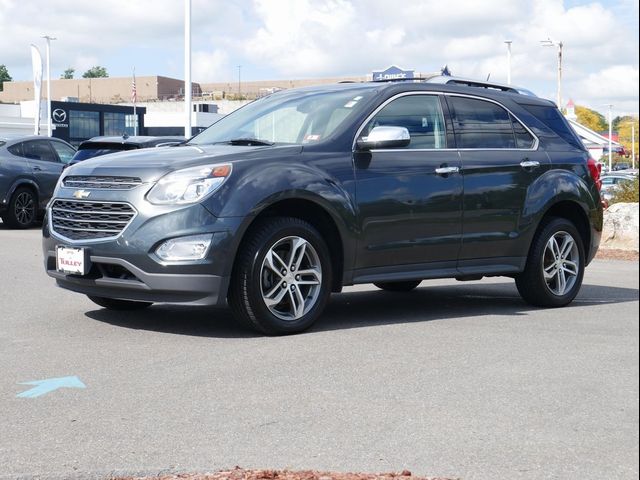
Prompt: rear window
<box><xmin>521</xmin><ymin>104</ymin><xmax>584</xmax><ymax>150</ymax></box>
<box><xmin>72</xmin><ymin>143</ymin><xmax>138</xmax><ymax>161</ymax></box>
<box><xmin>72</xmin><ymin>148</ymin><xmax>125</xmax><ymax>161</ymax></box>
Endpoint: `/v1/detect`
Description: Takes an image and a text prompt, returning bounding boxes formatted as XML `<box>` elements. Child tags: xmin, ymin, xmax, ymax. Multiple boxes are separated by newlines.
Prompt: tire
<box><xmin>228</xmin><ymin>216</ymin><xmax>332</xmax><ymax>335</ymax></box>
<box><xmin>516</xmin><ymin>217</ymin><xmax>585</xmax><ymax>307</ymax></box>
<box><xmin>87</xmin><ymin>295</ymin><xmax>153</xmax><ymax>310</ymax></box>
<box><xmin>3</xmin><ymin>187</ymin><xmax>37</xmax><ymax>229</ymax></box>
<box><xmin>374</xmin><ymin>280</ymin><xmax>421</xmax><ymax>292</ymax></box>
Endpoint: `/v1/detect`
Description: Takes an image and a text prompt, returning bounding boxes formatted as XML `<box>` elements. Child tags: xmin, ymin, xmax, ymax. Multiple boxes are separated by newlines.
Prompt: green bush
<box><xmin>610</xmin><ymin>177</ymin><xmax>639</xmax><ymax>204</ymax></box>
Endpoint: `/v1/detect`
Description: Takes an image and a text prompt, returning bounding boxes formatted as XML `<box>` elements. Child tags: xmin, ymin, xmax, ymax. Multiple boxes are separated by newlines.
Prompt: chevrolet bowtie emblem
<box><xmin>73</xmin><ymin>190</ymin><xmax>91</xmax><ymax>199</ymax></box>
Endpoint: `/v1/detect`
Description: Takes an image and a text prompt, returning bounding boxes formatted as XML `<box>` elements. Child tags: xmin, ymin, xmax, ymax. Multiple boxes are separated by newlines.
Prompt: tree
<box><xmin>61</xmin><ymin>67</ymin><xmax>75</xmax><ymax>79</ymax></box>
<box><xmin>82</xmin><ymin>66</ymin><xmax>109</xmax><ymax>78</ymax></box>
<box><xmin>575</xmin><ymin>105</ymin><xmax>607</xmax><ymax>132</ymax></box>
<box><xmin>0</xmin><ymin>64</ymin><xmax>12</xmax><ymax>92</ymax></box>
<box><xmin>616</xmin><ymin>116</ymin><xmax>639</xmax><ymax>160</ymax></box>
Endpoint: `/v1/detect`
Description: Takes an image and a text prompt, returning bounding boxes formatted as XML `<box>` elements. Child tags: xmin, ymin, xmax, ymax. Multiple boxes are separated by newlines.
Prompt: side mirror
<box><xmin>356</xmin><ymin>126</ymin><xmax>410</xmax><ymax>151</ymax></box>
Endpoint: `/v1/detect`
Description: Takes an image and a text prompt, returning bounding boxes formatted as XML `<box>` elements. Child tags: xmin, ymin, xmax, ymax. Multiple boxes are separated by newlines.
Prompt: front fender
<box><xmin>202</xmin><ymin>161</ymin><xmax>358</xmax><ymax>279</ymax></box>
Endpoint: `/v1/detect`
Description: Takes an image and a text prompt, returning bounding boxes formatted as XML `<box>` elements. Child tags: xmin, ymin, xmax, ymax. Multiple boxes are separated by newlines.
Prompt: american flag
<box><xmin>131</xmin><ymin>73</ymin><xmax>137</xmax><ymax>103</ymax></box>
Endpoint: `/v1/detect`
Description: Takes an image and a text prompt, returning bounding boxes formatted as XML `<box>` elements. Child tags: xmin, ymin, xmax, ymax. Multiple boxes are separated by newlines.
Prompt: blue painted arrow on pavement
<box><xmin>17</xmin><ymin>376</ymin><xmax>86</xmax><ymax>398</ymax></box>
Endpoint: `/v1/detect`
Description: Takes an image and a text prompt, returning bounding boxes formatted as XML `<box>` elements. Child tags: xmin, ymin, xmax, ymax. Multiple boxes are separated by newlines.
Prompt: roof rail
<box><xmin>369</xmin><ymin>74</ymin><xmax>537</xmax><ymax>97</ymax></box>
<box><xmin>426</xmin><ymin>76</ymin><xmax>538</xmax><ymax>97</ymax></box>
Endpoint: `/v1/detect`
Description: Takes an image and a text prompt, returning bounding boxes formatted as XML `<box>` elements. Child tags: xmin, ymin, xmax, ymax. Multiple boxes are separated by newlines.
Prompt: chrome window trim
<box><xmin>352</xmin><ymin>91</ymin><xmax>540</xmax><ymax>153</ymax></box>
<box><xmin>48</xmin><ymin>199</ymin><xmax>138</xmax><ymax>245</ymax></box>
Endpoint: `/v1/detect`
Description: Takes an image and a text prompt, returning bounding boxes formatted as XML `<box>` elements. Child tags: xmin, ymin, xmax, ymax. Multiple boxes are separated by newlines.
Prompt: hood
<box><xmin>63</xmin><ymin>144</ymin><xmax>303</xmax><ymax>182</ymax></box>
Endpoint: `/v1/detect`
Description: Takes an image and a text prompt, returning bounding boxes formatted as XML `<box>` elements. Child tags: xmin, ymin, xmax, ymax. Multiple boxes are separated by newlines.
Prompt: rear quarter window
<box><xmin>520</xmin><ymin>104</ymin><xmax>584</xmax><ymax>150</ymax></box>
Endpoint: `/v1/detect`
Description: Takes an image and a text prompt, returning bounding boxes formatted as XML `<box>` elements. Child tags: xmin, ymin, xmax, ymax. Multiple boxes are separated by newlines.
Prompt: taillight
<box><xmin>587</xmin><ymin>157</ymin><xmax>602</xmax><ymax>191</ymax></box>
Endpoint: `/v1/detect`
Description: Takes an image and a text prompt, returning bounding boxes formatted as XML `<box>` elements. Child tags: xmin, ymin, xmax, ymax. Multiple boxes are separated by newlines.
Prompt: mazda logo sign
<box><xmin>52</xmin><ymin>109</ymin><xmax>67</xmax><ymax>123</ymax></box>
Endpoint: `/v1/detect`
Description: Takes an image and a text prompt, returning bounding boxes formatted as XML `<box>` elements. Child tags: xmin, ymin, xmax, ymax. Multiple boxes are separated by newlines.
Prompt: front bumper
<box><xmin>43</xmin><ymin>196</ymin><xmax>244</xmax><ymax>306</ymax></box>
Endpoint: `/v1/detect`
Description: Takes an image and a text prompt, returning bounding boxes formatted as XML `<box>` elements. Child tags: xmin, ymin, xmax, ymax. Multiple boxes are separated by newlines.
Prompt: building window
<box><xmin>104</xmin><ymin>112</ymin><xmax>128</xmax><ymax>136</ymax></box>
<box><xmin>69</xmin><ymin>110</ymin><xmax>100</xmax><ymax>141</ymax></box>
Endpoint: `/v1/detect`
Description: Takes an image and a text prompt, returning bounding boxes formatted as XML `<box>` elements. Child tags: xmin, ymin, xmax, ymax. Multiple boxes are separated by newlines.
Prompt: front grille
<box><xmin>63</xmin><ymin>175</ymin><xmax>143</xmax><ymax>190</ymax></box>
<box><xmin>50</xmin><ymin>200</ymin><xmax>136</xmax><ymax>241</ymax></box>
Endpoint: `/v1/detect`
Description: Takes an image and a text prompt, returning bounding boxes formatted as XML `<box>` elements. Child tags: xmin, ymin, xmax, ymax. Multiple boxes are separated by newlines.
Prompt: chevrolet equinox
<box><xmin>43</xmin><ymin>78</ymin><xmax>603</xmax><ymax>334</ymax></box>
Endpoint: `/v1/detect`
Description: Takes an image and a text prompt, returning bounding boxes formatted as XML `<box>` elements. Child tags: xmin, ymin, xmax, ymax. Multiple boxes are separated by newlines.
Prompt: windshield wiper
<box><xmin>226</xmin><ymin>138</ymin><xmax>275</xmax><ymax>146</ymax></box>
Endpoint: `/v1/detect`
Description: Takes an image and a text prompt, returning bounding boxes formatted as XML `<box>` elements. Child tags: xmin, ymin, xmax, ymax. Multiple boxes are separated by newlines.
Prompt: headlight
<box><xmin>147</xmin><ymin>163</ymin><xmax>232</xmax><ymax>205</ymax></box>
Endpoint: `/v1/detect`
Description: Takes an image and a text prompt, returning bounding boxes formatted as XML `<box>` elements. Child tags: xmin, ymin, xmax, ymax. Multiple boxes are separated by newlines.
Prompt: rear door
<box><xmin>446</xmin><ymin>95</ymin><xmax>549</xmax><ymax>265</ymax></box>
<box><xmin>354</xmin><ymin>93</ymin><xmax>463</xmax><ymax>273</ymax></box>
<box><xmin>22</xmin><ymin>139</ymin><xmax>63</xmax><ymax>206</ymax></box>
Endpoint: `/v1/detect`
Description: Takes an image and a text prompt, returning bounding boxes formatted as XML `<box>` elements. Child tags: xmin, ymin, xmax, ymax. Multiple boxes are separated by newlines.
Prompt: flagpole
<box><xmin>184</xmin><ymin>0</ymin><xmax>192</xmax><ymax>138</ymax></box>
<box><xmin>132</xmin><ymin>67</ymin><xmax>137</xmax><ymax>136</ymax></box>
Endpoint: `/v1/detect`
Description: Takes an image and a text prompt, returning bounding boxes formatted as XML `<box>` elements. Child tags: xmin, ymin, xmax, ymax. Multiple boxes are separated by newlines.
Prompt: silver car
<box><xmin>0</xmin><ymin>135</ymin><xmax>76</xmax><ymax>228</ymax></box>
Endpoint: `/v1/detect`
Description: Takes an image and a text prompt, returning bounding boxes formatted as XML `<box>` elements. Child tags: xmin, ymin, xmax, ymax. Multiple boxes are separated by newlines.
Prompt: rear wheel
<box><xmin>374</xmin><ymin>280</ymin><xmax>421</xmax><ymax>292</ymax></box>
<box><xmin>87</xmin><ymin>295</ymin><xmax>153</xmax><ymax>310</ymax></box>
<box><xmin>516</xmin><ymin>217</ymin><xmax>585</xmax><ymax>307</ymax></box>
<box><xmin>228</xmin><ymin>217</ymin><xmax>332</xmax><ymax>335</ymax></box>
<box><xmin>3</xmin><ymin>187</ymin><xmax>37</xmax><ymax>229</ymax></box>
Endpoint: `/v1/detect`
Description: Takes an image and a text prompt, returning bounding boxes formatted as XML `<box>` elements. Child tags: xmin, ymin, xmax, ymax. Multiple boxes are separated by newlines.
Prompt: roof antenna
<box><xmin>486</xmin><ymin>73</ymin><xmax>491</xmax><ymax>81</ymax></box>
<box><xmin>441</xmin><ymin>65</ymin><xmax>451</xmax><ymax>76</ymax></box>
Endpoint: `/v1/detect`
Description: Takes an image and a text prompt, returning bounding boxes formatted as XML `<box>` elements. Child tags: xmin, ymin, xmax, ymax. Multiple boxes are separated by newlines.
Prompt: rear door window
<box><xmin>448</xmin><ymin>96</ymin><xmax>516</xmax><ymax>149</ymax></box>
<box><xmin>22</xmin><ymin>140</ymin><xmax>58</xmax><ymax>162</ymax></box>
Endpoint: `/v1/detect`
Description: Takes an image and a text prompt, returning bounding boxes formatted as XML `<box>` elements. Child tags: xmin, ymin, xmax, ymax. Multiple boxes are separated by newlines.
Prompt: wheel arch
<box><xmin>523</xmin><ymin>168</ymin><xmax>602</xmax><ymax>264</ymax></box>
<box><xmin>230</xmin><ymin>193</ymin><xmax>353</xmax><ymax>293</ymax></box>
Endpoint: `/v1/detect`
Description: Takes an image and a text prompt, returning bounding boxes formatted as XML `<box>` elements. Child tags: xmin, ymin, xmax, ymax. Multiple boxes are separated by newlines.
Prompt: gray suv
<box><xmin>43</xmin><ymin>78</ymin><xmax>603</xmax><ymax>334</ymax></box>
<box><xmin>0</xmin><ymin>135</ymin><xmax>76</xmax><ymax>228</ymax></box>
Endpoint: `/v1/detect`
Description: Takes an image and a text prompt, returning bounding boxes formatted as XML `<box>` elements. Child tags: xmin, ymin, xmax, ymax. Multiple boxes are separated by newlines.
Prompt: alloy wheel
<box><xmin>260</xmin><ymin>236</ymin><xmax>322</xmax><ymax>321</ymax></box>
<box><xmin>14</xmin><ymin>191</ymin><xmax>35</xmax><ymax>226</ymax></box>
<box><xmin>542</xmin><ymin>231</ymin><xmax>580</xmax><ymax>296</ymax></box>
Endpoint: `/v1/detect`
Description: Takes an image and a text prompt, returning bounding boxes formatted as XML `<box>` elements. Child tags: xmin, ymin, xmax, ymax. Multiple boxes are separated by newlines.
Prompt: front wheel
<box><xmin>87</xmin><ymin>296</ymin><xmax>153</xmax><ymax>310</ymax></box>
<box><xmin>516</xmin><ymin>217</ymin><xmax>585</xmax><ymax>307</ymax></box>
<box><xmin>228</xmin><ymin>217</ymin><xmax>332</xmax><ymax>335</ymax></box>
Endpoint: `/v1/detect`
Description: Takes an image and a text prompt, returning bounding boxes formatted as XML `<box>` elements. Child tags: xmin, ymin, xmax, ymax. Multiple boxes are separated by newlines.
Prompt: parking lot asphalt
<box><xmin>0</xmin><ymin>224</ymin><xmax>638</xmax><ymax>480</ymax></box>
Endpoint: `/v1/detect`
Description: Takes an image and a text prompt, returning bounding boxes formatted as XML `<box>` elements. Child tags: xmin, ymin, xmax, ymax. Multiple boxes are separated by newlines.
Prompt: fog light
<box><xmin>156</xmin><ymin>234</ymin><xmax>213</xmax><ymax>261</ymax></box>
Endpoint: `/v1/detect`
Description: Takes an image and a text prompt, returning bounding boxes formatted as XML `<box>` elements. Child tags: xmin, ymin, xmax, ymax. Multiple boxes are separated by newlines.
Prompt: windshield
<box><xmin>190</xmin><ymin>87</ymin><xmax>377</xmax><ymax>146</ymax></box>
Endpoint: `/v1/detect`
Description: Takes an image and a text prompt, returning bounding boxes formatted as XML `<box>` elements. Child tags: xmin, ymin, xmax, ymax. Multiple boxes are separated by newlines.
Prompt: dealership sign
<box><xmin>52</xmin><ymin>108</ymin><xmax>68</xmax><ymax>129</ymax></box>
<box><xmin>372</xmin><ymin>65</ymin><xmax>414</xmax><ymax>81</ymax></box>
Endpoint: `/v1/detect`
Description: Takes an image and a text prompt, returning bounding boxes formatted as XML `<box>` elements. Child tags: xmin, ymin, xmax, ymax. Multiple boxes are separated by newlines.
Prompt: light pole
<box><xmin>237</xmin><ymin>65</ymin><xmax>242</xmax><ymax>100</ymax></box>
<box><xmin>504</xmin><ymin>40</ymin><xmax>512</xmax><ymax>85</ymax></box>
<box><xmin>41</xmin><ymin>35</ymin><xmax>56</xmax><ymax>137</ymax></box>
<box><xmin>606</xmin><ymin>104</ymin><xmax>613</xmax><ymax>172</ymax></box>
<box><xmin>184</xmin><ymin>0</ymin><xmax>192</xmax><ymax>138</ymax></box>
<box><xmin>541</xmin><ymin>39</ymin><xmax>563</xmax><ymax>108</ymax></box>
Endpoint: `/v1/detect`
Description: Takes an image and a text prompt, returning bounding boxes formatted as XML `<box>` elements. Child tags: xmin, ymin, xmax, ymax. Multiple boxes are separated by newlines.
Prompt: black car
<box><xmin>69</xmin><ymin>135</ymin><xmax>185</xmax><ymax>164</ymax></box>
<box><xmin>0</xmin><ymin>135</ymin><xmax>76</xmax><ymax>228</ymax></box>
<box><xmin>43</xmin><ymin>78</ymin><xmax>603</xmax><ymax>334</ymax></box>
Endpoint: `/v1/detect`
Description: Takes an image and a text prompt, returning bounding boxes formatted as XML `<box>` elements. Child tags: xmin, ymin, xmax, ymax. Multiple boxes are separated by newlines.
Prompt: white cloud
<box><xmin>0</xmin><ymin>0</ymin><xmax>638</xmax><ymax>114</ymax></box>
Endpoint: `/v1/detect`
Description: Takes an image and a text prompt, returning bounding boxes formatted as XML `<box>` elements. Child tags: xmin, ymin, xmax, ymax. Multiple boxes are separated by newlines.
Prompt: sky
<box><xmin>0</xmin><ymin>0</ymin><xmax>638</xmax><ymax>116</ymax></box>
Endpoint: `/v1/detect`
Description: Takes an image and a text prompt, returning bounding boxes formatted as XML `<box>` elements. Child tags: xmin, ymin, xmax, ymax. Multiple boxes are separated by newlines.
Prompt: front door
<box><xmin>354</xmin><ymin>93</ymin><xmax>463</xmax><ymax>273</ymax></box>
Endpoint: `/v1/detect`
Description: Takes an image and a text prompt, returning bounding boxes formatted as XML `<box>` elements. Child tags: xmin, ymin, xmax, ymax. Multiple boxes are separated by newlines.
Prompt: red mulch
<box><xmin>595</xmin><ymin>248</ymin><xmax>639</xmax><ymax>261</ymax></box>
<box><xmin>112</xmin><ymin>467</ymin><xmax>457</xmax><ymax>480</ymax></box>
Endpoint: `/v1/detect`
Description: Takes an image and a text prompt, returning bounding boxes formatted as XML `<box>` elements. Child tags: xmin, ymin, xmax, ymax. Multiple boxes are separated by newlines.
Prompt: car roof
<box><xmin>0</xmin><ymin>135</ymin><xmax>72</xmax><ymax>146</ymax></box>
<box><xmin>269</xmin><ymin>77</ymin><xmax>555</xmax><ymax>108</ymax></box>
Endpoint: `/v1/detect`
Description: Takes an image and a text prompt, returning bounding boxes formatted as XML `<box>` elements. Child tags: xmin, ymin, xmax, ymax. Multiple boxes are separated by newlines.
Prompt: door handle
<box><xmin>520</xmin><ymin>159</ymin><xmax>540</xmax><ymax>169</ymax></box>
<box><xmin>32</xmin><ymin>166</ymin><xmax>42</xmax><ymax>172</ymax></box>
<box><xmin>435</xmin><ymin>166</ymin><xmax>460</xmax><ymax>175</ymax></box>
